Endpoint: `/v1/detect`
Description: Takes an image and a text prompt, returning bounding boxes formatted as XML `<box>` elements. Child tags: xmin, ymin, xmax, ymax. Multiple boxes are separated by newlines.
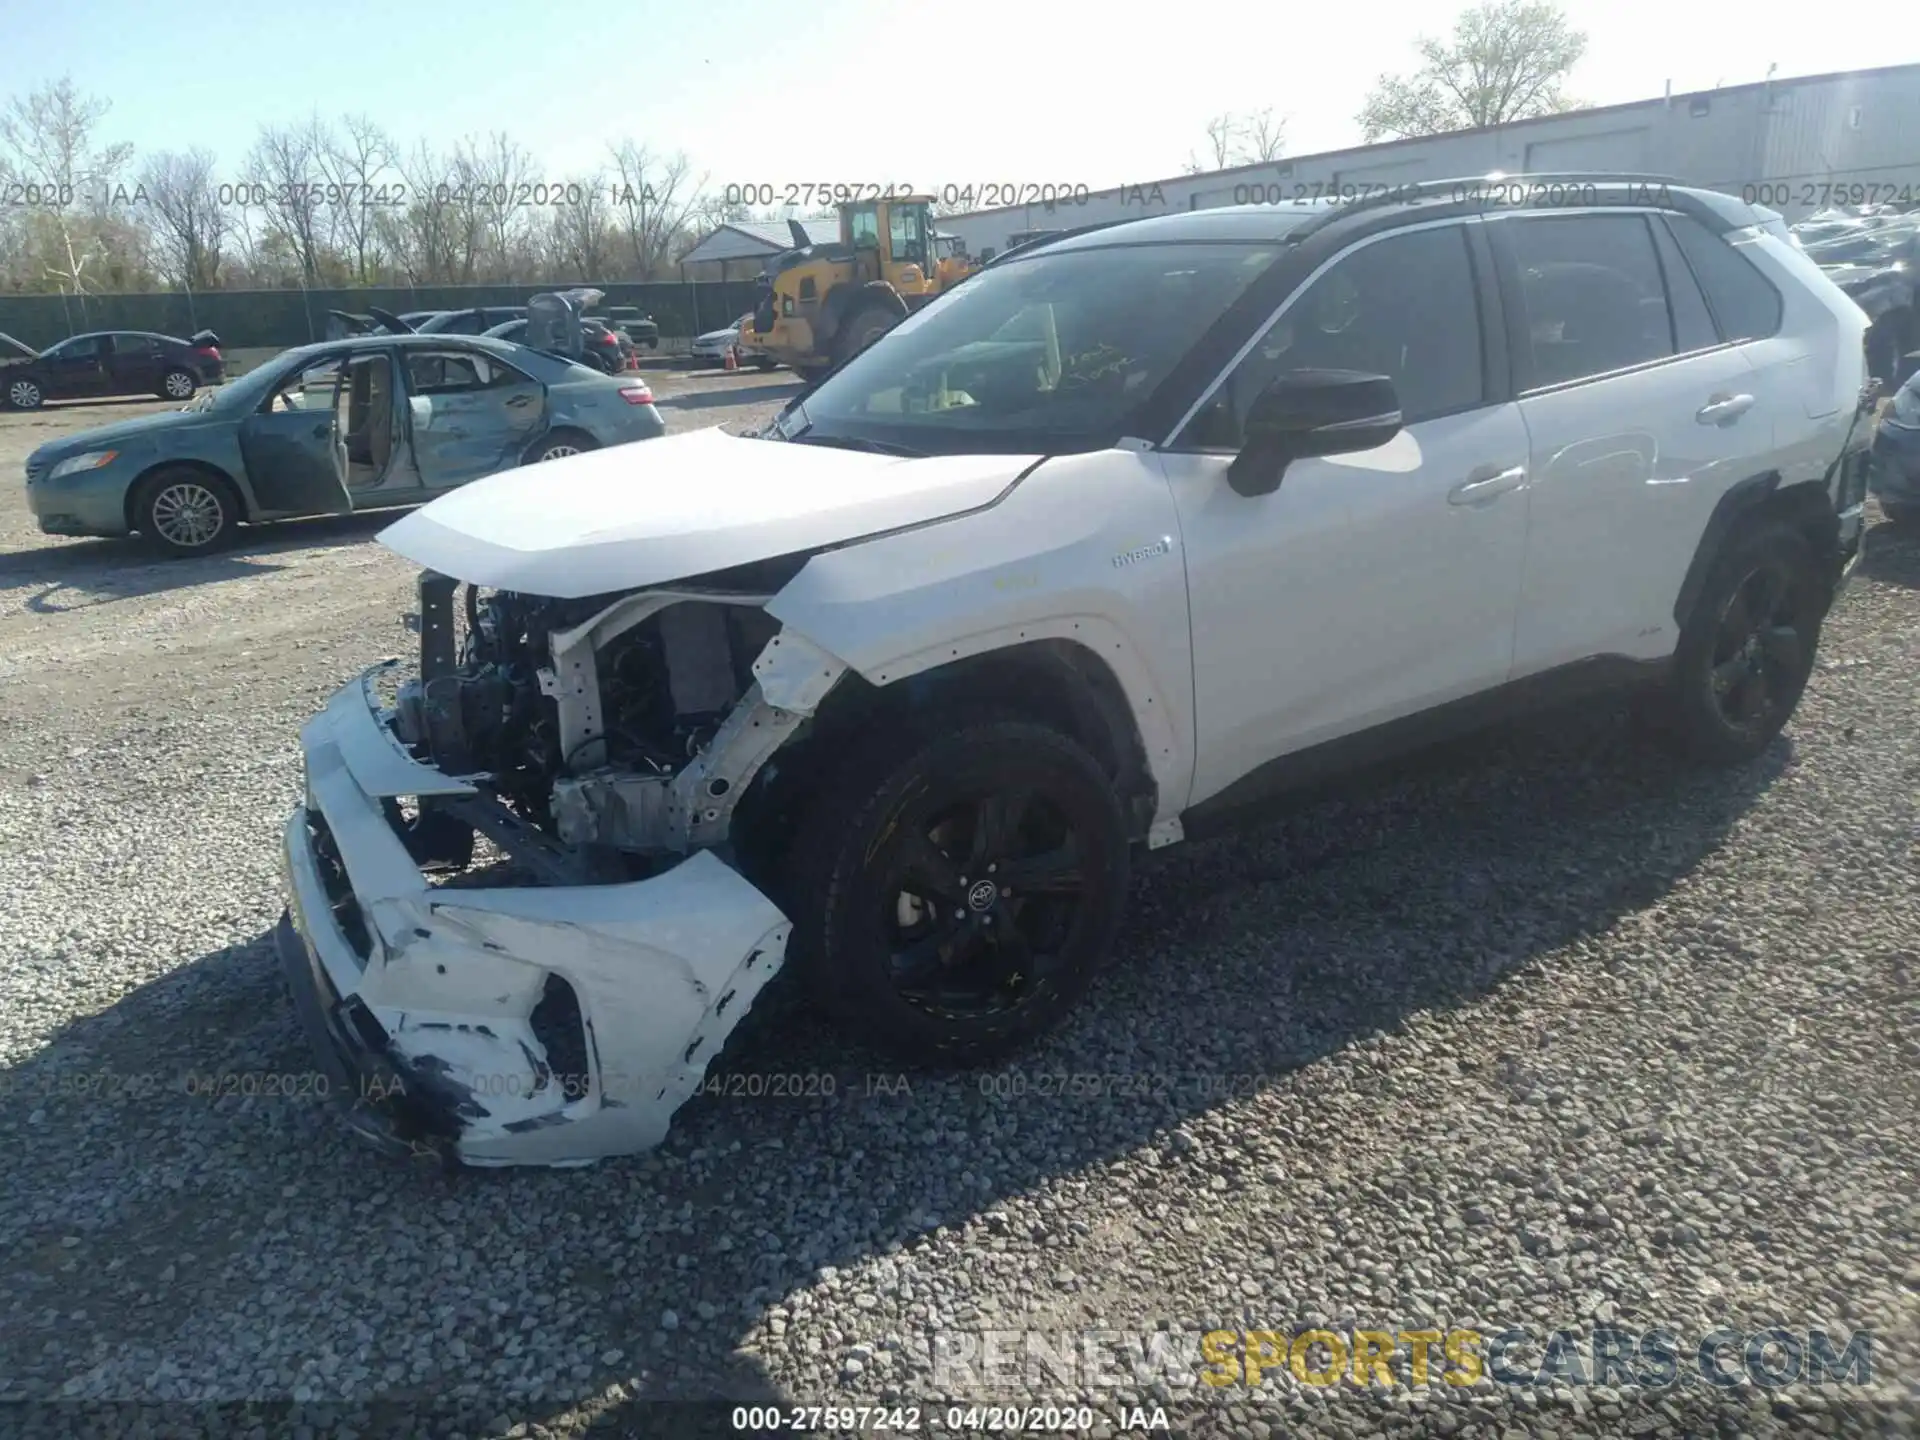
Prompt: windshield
<box><xmin>192</xmin><ymin>347</ymin><xmax>329</xmax><ymax>412</ymax></box>
<box><xmin>793</xmin><ymin>240</ymin><xmax>1282</xmax><ymax>455</ymax></box>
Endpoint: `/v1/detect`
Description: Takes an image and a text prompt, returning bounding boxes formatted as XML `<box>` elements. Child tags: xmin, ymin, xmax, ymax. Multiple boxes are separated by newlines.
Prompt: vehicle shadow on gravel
<box><xmin>0</xmin><ymin>511</ymin><xmax>398</xmax><ymax>601</ymax></box>
<box><xmin>0</xmin><ymin>700</ymin><xmax>1786</xmax><ymax>1421</ymax></box>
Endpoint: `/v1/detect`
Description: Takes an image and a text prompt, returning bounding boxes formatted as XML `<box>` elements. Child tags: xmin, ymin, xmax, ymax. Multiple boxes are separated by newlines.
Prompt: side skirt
<box><xmin>1178</xmin><ymin>655</ymin><xmax>1670</xmax><ymax>844</ymax></box>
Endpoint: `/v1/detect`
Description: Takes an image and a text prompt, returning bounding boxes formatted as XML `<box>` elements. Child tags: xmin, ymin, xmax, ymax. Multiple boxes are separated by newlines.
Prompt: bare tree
<box><xmin>246</xmin><ymin>122</ymin><xmax>329</xmax><ymax>284</ymax></box>
<box><xmin>316</xmin><ymin>113</ymin><xmax>396</xmax><ymax>284</ymax></box>
<box><xmin>139</xmin><ymin>148</ymin><xmax>228</xmax><ymax>290</ymax></box>
<box><xmin>1184</xmin><ymin>114</ymin><xmax>1241</xmax><ymax>175</ymax></box>
<box><xmin>461</xmin><ymin>131</ymin><xmax>538</xmax><ymax>280</ymax></box>
<box><xmin>1180</xmin><ymin>108</ymin><xmax>1288</xmax><ymax>175</ymax></box>
<box><xmin>1238</xmin><ymin>108</ymin><xmax>1287</xmax><ymax>164</ymax></box>
<box><xmin>609</xmin><ymin>141</ymin><xmax>708</xmax><ymax>277</ymax></box>
<box><xmin>1357</xmin><ymin>0</ymin><xmax>1587</xmax><ymax>142</ymax></box>
<box><xmin>543</xmin><ymin>172</ymin><xmax>616</xmax><ymax>281</ymax></box>
<box><xmin>382</xmin><ymin>140</ymin><xmax>461</xmax><ymax>284</ymax></box>
<box><xmin>439</xmin><ymin>147</ymin><xmax>492</xmax><ymax>283</ymax></box>
<box><xmin>0</xmin><ymin>76</ymin><xmax>137</xmax><ymax>296</ymax></box>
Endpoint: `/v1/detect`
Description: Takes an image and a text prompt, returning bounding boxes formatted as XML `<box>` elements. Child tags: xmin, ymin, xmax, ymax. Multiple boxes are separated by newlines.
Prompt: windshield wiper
<box><xmin>788</xmin><ymin>432</ymin><xmax>926</xmax><ymax>458</ymax></box>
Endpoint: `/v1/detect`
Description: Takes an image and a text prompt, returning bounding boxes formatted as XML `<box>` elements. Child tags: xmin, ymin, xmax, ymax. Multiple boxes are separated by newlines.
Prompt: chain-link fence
<box><xmin>0</xmin><ymin>279</ymin><xmax>762</xmax><ymax>353</ymax></box>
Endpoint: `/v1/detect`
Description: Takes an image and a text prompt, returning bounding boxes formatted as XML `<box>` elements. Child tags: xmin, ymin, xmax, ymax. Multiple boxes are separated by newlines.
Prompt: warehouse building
<box><xmin>676</xmin><ymin>219</ymin><xmax>829</xmax><ymax>282</ymax></box>
<box><xmin>936</xmin><ymin>61</ymin><xmax>1920</xmax><ymax>260</ymax></box>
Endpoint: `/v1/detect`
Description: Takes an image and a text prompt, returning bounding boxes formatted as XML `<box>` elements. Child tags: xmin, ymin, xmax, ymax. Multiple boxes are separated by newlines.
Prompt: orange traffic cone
<box><xmin>724</xmin><ymin>345</ymin><xmax>739</xmax><ymax>372</ymax></box>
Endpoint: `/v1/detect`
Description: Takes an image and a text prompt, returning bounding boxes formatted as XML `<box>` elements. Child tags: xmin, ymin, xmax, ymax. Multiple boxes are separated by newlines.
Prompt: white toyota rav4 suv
<box><xmin>275</xmin><ymin>177</ymin><xmax>1876</xmax><ymax>1166</ymax></box>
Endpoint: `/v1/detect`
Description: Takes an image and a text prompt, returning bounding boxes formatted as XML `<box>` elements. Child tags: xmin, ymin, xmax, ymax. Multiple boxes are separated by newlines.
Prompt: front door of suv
<box><xmin>1488</xmin><ymin>210</ymin><xmax>1770</xmax><ymax>676</ymax></box>
<box><xmin>1158</xmin><ymin>218</ymin><xmax>1534</xmax><ymax>807</ymax></box>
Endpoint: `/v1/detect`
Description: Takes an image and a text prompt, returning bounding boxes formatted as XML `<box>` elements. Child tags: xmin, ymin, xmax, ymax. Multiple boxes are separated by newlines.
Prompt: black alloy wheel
<box><xmin>883</xmin><ymin>786</ymin><xmax>1090</xmax><ymax>1016</ymax></box>
<box><xmin>785</xmin><ymin>717</ymin><xmax>1130</xmax><ymax>1064</ymax></box>
<box><xmin>1705</xmin><ymin>557</ymin><xmax>1809</xmax><ymax>745</ymax></box>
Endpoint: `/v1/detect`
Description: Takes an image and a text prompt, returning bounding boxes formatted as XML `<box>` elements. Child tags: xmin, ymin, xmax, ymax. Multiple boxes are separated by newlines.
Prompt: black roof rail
<box><xmin>983</xmin><ymin>218</ymin><xmax>1135</xmax><ymax>266</ymax></box>
<box><xmin>1283</xmin><ymin>170</ymin><xmax>1693</xmax><ymax>244</ymax></box>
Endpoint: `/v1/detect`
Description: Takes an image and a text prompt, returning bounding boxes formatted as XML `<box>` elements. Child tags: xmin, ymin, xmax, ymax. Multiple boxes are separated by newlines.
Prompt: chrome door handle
<box><xmin>1696</xmin><ymin>392</ymin><xmax>1756</xmax><ymax>425</ymax></box>
<box><xmin>1448</xmin><ymin>464</ymin><xmax>1528</xmax><ymax>506</ymax></box>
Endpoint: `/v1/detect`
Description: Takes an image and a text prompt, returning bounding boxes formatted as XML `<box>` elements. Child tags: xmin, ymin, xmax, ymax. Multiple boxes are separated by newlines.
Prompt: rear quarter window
<box><xmin>1663</xmin><ymin>214</ymin><xmax>1784</xmax><ymax>342</ymax></box>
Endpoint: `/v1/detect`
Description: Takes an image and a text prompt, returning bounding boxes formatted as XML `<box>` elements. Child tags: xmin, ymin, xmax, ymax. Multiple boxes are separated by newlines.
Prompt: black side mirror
<box><xmin>1227</xmin><ymin>369</ymin><xmax>1403</xmax><ymax>497</ymax></box>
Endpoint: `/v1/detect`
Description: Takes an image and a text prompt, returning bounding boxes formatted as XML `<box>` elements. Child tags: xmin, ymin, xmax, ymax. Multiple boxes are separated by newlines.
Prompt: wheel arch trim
<box><xmin>1671</xmin><ymin>470</ymin><xmax>1837</xmax><ymax>626</ymax></box>
<box><xmin>780</xmin><ymin>612</ymin><xmax>1190</xmax><ymax>829</ymax></box>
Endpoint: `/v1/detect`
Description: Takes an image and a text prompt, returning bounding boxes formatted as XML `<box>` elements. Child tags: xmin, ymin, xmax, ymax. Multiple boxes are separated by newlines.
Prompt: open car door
<box><xmin>522</xmin><ymin>287</ymin><xmax>603</xmax><ymax>362</ymax></box>
<box><xmin>236</xmin><ymin>355</ymin><xmax>354</xmax><ymax>517</ymax></box>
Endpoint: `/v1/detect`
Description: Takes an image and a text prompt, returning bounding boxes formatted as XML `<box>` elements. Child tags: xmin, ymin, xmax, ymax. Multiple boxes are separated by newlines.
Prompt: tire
<box><xmin>795</xmin><ymin>363</ymin><xmax>832</xmax><ymax>384</ymax></box>
<box><xmin>832</xmin><ymin>300</ymin><xmax>902</xmax><ymax>368</ymax></box>
<box><xmin>753</xmin><ymin>355</ymin><xmax>777</xmax><ymax>371</ymax></box>
<box><xmin>6</xmin><ymin>375</ymin><xmax>44</xmax><ymax>410</ymax></box>
<box><xmin>159</xmin><ymin>368</ymin><xmax>198</xmax><ymax>402</ymax></box>
<box><xmin>1645</xmin><ymin>520</ymin><xmax>1827</xmax><ymax>766</ymax></box>
<box><xmin>784</xmin><ymin>716</ymin><xmax>1130</xmax><ymax>1066</ymax></box>
<box><xmin>133</xmin><ymin>467</ymin><xmax>237</xmax><ymax>556</ymax></box>
<box><xmin>523</xmin><ymin>429</ymin><xmax>598</xmax><ymax>465</ymax></box>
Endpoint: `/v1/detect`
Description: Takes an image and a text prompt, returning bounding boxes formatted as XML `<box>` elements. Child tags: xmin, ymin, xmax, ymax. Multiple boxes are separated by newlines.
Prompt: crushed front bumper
<box><xmin>277</xmin><ymin>664</ymin><xmax>791</xmax><ymax>1167</ymax></box>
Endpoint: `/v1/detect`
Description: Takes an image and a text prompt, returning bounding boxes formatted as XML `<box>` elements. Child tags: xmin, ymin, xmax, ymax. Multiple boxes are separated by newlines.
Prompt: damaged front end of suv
<box><xmin>279</xmin><ymin>565</ymin><xmax>852</xmax><ymax>1168</ymax></box>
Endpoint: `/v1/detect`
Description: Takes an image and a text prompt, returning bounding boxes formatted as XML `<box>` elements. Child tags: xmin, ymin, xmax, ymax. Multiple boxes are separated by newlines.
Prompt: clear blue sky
<box><xmin>1</xmin><ymin>0</ymin><xmax>1913</xmax><ymax>193</ymax></box>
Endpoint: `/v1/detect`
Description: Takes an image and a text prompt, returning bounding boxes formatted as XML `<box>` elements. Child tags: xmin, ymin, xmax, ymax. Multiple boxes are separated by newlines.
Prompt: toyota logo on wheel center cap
<box><xmin>966</xmin><ymin>879</ymin><xmax>999</xmax><ymax>912</ymax></box>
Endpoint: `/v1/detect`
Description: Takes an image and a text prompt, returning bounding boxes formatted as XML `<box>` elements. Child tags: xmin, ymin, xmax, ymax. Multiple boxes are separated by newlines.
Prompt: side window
<box><xmin>110</xmin><ymin>334</ymin><xmax>156</xmax><ymax>357</ymax></box>
<box><xmin>407</xmin><ymin>350</ymin><xmax>525</xmax><ymax>393</ymax></box>
<box><xmin>847</xmin><ymin>204</ymin><xmax>880</xmax><ymax>250</ymax></box>
<box><xmin>49</xmin><ymin>336</ymin><xmax>104</xmax><ymax>359</ymax></box>
<box><xmin>1648</xmin><ymin>220</ymin><xmax>1720</xmax><ymax>353</ymax></box>
<box><xmin>266</xmin><ymin>356</ymin><xmax>345</xmax><ymax>413</ymax></box>
<box><xmin>1663</xmin><ymin>213</ymin><xmax>1785</xmax><ymax>343</ymax></box>
<box><xmin>889</xmin><ymin>204</ymin><xmax>929</xmax><ymax>270</ymax></box>
<box><xmin>1183</xmin><ymin>224</ymin><xmax>1485</xmax><ymax>449</ymax></box>
<box><xmin>1504</xmin><ymin>214</ymin><xmax>1675</xmax><ymax>388</ymax></box>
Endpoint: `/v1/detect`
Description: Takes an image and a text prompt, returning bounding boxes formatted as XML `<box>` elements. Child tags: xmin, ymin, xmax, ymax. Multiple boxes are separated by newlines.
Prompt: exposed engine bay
<box><xmin>271</xmin><ymin>568</ymin><xmax>852</xmax><ymax>1166</ymax></box>
<box><xmin>386</xmin><ymin>568</ymin><xmax>848</xmax><ymax>870</ymax></box>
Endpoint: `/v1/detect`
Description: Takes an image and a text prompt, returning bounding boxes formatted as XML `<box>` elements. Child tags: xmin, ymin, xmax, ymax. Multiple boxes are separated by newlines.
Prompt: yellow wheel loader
<box><xmin>742</xmin><ymin>195</ymin><xmax>976</xmax><ymax>382</ymax></box>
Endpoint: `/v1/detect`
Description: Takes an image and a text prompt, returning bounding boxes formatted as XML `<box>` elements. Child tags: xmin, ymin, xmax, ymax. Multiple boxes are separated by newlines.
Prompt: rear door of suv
<box><xmin>1489</xmin><ymin>208</ymin><xmax>1776</xmax><ymax>677</ymax></box>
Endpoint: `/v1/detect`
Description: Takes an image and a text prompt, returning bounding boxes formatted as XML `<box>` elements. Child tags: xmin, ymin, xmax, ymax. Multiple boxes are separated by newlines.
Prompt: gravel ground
<box><xmin>0</xmin><ymin>373</ymin><xmax>1915</xmax><ymax>1439</ymax></box>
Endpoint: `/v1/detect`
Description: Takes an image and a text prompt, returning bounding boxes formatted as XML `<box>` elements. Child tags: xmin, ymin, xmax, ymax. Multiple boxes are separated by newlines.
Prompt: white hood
<box><xmin>378</xmin><ymin>426</ymin><xmax>1039</xmax><ymax>598</ymax></box>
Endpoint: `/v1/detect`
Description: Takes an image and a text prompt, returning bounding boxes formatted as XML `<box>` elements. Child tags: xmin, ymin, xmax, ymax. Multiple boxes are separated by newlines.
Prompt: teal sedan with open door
<box><xmin>22</xmin><ymin>304</ymin><xmax>664</xmax><ymax>557</ymax></box>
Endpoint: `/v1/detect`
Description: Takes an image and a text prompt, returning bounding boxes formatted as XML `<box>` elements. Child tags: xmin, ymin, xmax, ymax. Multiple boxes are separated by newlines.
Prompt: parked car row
<box><xmin>482</xmin><ymin>315</ymin><xmax>636</xmax><ymax>374</ymax></box>
<box><xmin>1789</xmin><ymin>204</ymin><xmax>1920</xmax><ymax>385</ymax></box>
<box><xmin>24</xmin><ymin>312</ymin><xmax>664</xmax><ymax>555</ymax></box>
<box><xmin>331</xmin><ymin>302</ymin><xmax>661</xmax><ymax>361</ymax></box>
<box><xmin>1784</xmin><ymin>205</ymin><xmax>1920</xmax><ymax>522</ymax></box>
<box><xmin>2</xmin><ymin>328</ymin><xmax>226</xmax><ymax>410</ymax></box>
<box><xmin>691</xmin><ymin>314</ymin><xmax>778</xmax><ymax>369</ymax></box>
